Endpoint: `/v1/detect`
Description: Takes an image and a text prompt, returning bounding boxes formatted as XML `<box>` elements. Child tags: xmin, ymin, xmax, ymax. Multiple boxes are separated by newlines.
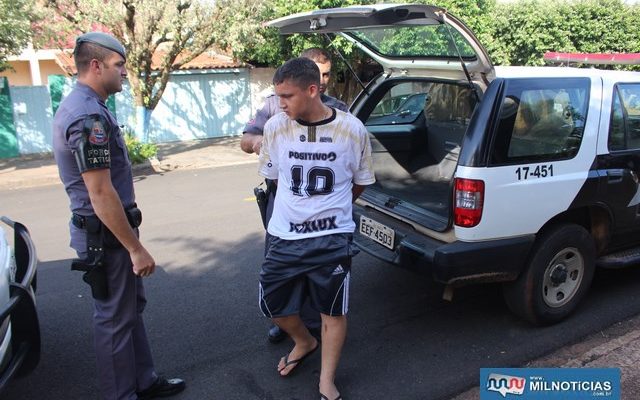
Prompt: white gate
<box><xmin>10</xmin><ymin>86</ymin><xmax>53</xmax><ymax>154</ymax></box>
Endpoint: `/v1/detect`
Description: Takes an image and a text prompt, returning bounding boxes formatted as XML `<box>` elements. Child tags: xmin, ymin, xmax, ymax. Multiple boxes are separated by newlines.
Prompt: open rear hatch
<box><xmin>267</xmin><ymin>4</ymin><xmax>493</xmax><ymax>80</ymax></box>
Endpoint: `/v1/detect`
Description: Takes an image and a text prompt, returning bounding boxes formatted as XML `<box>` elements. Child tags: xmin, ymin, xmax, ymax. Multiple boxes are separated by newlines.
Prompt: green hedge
<box><xmin>123</xmin><ymin>130</ymin><xmax>157</xmax><ymax>165</ymax></box>
<box><xmin>235</xmin><ymin>0</ymin><xmax>640</xmax><ymax>70</ymax></box>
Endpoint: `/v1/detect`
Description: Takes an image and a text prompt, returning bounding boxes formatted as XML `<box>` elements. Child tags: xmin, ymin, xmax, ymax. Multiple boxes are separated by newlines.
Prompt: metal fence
<box><xmin>116</xmin><ymin>69</ymin><xmax>251</xmax><ymax>142</ymax></box>
<box><xmin>0</xmin><ymin>77</ymin><xmax>18</xmax><ymax>158</ymax></box>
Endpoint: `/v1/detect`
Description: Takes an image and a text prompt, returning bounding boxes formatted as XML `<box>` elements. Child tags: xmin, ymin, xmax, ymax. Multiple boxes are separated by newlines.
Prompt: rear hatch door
<box><xmin>267</xmin><ymin>3</ymin><xmax>494</xmax><ymax>81</ymax></box>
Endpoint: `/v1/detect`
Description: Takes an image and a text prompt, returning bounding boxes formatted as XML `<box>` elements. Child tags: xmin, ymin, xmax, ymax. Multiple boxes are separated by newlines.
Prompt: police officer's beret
<box><xmin>75</xmin><ymin>32</ymin><xmax>126</xmax><ymax>60</ymax></box>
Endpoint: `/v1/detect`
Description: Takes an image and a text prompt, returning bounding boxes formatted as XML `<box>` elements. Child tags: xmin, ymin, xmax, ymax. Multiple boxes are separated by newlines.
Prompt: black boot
<box><xmin>268</xmin><ymin>325</ymin><xmax>287</xmax><ymax>344</ymax></box>
<box><xmin>137</xmin><ymin>376</ymin><xmax>186</xmax><ymax>399</ymax></box>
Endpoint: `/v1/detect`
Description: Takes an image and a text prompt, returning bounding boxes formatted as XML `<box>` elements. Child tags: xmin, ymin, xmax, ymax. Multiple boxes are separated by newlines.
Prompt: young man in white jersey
<box><xmin>258</xmin><ymin>57</ymin><xmax>375</xmax><ymax>400</ymax></box>
<box><xmin>242</xmin><ymin>48</ymin><xmax>348</xmax><ymax>344</ymax></box>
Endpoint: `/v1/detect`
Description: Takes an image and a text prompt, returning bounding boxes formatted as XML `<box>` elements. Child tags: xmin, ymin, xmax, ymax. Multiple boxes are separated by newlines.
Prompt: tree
<box><xmin>215</xmin><ymin>0</ymin><xmax>499</xmax><ymax>103</ymax></box>
<box><xmin>44</xmin><ymin>0</ymin><xmax>236</xmax><ymax>141</ymax></box>
<box><xmin>214</xmin><ymin>0</ymin><xmax>381</xmax><ymax>103</ymax></box>
<box><xmin>209</xmin><ymin>0</ymin><xmax>282</xmax><ymax>68</ymax></box>
<box><xmin>0</xmin><ymin>0</ymin><xmax>39</xmax><ymax>72</ymax></box>
<box><xmin>490</xmin><ymin>0</ymin><xmax>640</xmax><ymax>68</ymax></box>
<box><xmin>216</xmin><ymin>0</ymin><xmax>404</xmax><ymax>67</ymax></box>
<box><xmin>565</xmin><ymin>0</ymin><xmax>640</xmax><ymax>56</ymax></box>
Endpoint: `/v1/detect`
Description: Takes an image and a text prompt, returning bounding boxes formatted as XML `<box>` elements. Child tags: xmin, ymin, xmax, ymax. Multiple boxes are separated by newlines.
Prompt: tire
<box><xmin>503</xmin><ymin>223</ymin><xmax>596</xmax><ymax>325</ymax></box>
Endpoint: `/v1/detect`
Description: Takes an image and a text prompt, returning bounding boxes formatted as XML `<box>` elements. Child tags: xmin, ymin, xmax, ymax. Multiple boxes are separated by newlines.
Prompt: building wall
<box><xmin>0</xmin><ymin>61</ymin><xmax>32</xmax><ymax>86</ymax></box>
<box><xmin>40</xmin><ymin>60</ymin><xmax>65</xmax><ymax>86</ymax></box>
<box><xmin>248</xmin><ymin>67</ymin><xmax>276</xmax><ymax>116</ymax></box>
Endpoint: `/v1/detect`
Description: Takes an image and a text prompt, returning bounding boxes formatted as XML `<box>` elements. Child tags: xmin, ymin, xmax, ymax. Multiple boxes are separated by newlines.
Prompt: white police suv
<box><xmin>269</xmin><ymin>4</ymin><xmax>640</xmax><ymax>325</ymax></box>
<box><xmin>0</xmin><ymin>217</ymin><xmax>39</xmax><ymax>392</ymax></box>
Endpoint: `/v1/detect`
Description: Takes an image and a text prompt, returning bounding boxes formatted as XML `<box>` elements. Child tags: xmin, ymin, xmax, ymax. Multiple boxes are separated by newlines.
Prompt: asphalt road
<box><xmin>3</xmin><ymin>163</ymin><xmax>640</xmax><ymax>400</ymax></box>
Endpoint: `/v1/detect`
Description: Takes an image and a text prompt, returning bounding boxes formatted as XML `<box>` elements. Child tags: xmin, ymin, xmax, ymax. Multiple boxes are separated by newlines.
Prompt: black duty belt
<box><xmin>72</xmin><ymin>206</ymin><xmax>142</xmax><ymax>230</ymax></box>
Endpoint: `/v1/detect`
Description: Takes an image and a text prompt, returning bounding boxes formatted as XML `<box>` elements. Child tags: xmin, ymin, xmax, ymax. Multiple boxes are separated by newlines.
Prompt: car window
<box><xmin>348</xmin><ymin>25</ymin><xmax>476</xmax><ymax>59</ymax></box>
<box><xmin>490</xmin><ymin>78</ymin><xmax>590</xmax><ymax>165</ymax></box>
<box><xmin>424</xmin><ymin>82</ymin><xmax>476</xmax><ymax>124</ymax></box>
<box><xmin>366</xmin><ymin>82</ymin><xmax>431</xmax><ymax>126</ymax></box>
<box><xmin>365</xmin><ymin>81</ymin><xmax>476</xmax><ymax>127</ymax></box>
<box><xmin>609</xmin><ymin>83</ymin><xmax>640</xmax><ymax>151</ymax></box>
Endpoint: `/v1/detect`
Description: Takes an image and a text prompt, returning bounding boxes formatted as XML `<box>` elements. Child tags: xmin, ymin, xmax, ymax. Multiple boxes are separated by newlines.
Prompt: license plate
<box><xmin>359</xmin><ymin>216</ymin><xmax>395</xmax><ymax>250</ymax></box>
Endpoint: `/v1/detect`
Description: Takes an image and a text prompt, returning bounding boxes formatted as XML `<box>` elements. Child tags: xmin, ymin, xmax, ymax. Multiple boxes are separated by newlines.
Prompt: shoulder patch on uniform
<box><xmin>73</xmin><ymin>114</ymin><xmax>111</xmax><ymax>173</ymax></box>
<box><xmin>88</xmin><ymin>118</ymin><xmax>108</xmax><ymax>145</ymax></box>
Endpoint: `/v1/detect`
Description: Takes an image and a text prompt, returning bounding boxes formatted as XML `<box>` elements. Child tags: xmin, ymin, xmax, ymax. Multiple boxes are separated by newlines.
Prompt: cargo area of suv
<box><xmin>361</xmin><ymin>79</ymin><xmax>478</xmax><ymax>230</ymax></box>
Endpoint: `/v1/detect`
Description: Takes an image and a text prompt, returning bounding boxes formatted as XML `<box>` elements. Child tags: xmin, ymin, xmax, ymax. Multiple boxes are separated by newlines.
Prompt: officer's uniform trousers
<box><xmin>79</xmin><ymin>246</ymin><xmax>157</xmax><ymax>400</ymax></box>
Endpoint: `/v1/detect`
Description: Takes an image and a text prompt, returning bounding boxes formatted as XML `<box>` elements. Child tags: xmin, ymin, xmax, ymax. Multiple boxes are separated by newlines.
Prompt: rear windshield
<box><xmin>490</xmin><ymin>78</ymin><xmax>590</xmax><ymax>165</ymax></box>
<box><xmin>347</xmin><ymin>24</ymin><xmax>476</xmax><ymax>59</ymax></box>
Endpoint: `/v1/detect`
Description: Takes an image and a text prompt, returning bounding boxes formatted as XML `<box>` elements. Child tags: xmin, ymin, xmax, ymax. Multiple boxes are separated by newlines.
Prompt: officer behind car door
<box><xmin>52</xmin><ymin>32</ymin><xmax>185</xmax><ymax>400</ymax></box>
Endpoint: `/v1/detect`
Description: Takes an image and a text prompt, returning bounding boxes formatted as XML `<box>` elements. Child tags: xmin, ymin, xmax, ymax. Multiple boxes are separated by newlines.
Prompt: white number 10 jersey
<box><xmin>258</xmin><ymin>108</ymin><xmax>375</xmax><ymax>240</ymax></box>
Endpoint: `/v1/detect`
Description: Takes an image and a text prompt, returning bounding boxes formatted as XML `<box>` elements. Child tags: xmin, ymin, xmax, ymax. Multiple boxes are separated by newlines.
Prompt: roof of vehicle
<box><xmin>494</xmin><ymin>65</ymin><xmax>640</xmax><ymax>80</ymax></box>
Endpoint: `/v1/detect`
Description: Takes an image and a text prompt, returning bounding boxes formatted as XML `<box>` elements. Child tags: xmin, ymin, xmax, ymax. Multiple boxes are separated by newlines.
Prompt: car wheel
<box><xmin>503</xmin><ymin>223</ymin><xmax>596</xmax><ymax>325</ymax></box>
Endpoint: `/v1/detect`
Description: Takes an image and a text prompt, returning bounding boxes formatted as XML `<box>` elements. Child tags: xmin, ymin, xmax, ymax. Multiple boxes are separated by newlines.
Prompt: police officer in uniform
<box><xmin>52</xmin><ymin>32</ymin><xmax>185</xmax><ymax>400</ymax></box>
<box><xmin>241</xmin><ymin>48</ymin><xmax>348</xmax><ymax>344</ymax></box>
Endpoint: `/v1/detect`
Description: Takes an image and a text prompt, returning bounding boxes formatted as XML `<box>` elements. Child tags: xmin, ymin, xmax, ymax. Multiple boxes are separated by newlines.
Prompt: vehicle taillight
<box><xmin>454</xmin><ymin>178</ymin><xmax>484</xmax><ymax>227</ymax></box>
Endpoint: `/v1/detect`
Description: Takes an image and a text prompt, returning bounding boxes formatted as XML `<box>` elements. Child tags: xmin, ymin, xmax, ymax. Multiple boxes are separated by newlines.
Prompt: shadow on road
<box><xmin>6</xmin><ymin>243</ymin><xmax>640</xmax><ymax>399</ymax></box>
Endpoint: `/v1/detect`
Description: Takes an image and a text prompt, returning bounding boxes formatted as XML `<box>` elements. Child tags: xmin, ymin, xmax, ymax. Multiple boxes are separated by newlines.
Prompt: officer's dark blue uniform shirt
<box><xmin>53</xmin><ymin>82</ymin><xmax>134</xmax><ymax>252</ymax></box>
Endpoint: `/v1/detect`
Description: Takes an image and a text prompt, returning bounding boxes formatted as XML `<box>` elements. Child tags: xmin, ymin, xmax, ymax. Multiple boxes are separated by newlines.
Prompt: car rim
<box><xmin>542</xmin><ymin>247</ymin><xmax>584</xmax><ymax>308</ymax></box>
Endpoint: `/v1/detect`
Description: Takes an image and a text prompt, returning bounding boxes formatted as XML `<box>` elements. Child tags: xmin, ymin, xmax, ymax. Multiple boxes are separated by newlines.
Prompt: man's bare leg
<box><xmin>319</xmin><ymin>314</ymin><xmax>347</xmax><ymax>399</ymax></box>
<box><xmin>273</xmin><ymin>315</ymin><xmax>318</xmax><ymax>376</ymax></box>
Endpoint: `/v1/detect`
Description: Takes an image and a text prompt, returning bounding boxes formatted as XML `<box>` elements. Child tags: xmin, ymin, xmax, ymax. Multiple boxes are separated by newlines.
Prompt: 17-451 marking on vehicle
<box><xmin>515</xmin><ymin>164</ymin><xmax>554</xmax><ymax>180</ymax></box>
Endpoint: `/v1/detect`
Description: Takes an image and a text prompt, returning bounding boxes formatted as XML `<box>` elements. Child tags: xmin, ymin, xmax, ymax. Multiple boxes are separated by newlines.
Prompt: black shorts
<box><xmin>259</xmin><ymin>233</ymin><xmax>356</xmax><ymax>318</ymax></box>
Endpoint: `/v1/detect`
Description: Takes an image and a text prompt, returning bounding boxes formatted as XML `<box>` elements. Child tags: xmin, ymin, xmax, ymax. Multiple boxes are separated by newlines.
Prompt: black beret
<box><xmin>75</xmin><ymin>32</ymin><xmax>126</xmax><ymax>60</ymax></box>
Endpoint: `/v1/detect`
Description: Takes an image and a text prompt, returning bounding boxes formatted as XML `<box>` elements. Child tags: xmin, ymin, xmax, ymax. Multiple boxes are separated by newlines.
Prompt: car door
<box><xmin>0</xmin><ymin>226</ymin><xmax>12</xmax><ymax>373</ymax></box>
<box><xmin>597</xmin><ymin>79</ymin><xmax>640</xmax><ymax>249</ymax></box>
<box><xmin>0</xmin><ymin>217</ymin><xmax>39</xmax><ymax>391</ymax></box>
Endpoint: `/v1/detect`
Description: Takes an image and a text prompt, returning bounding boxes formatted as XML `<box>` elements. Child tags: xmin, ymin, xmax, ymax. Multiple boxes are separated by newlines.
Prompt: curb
<box><xmin>0</xmin><ymin>159</ymin><xmax>155</xmax><ymax>191</ymax></box>
<box><xmin>0</xmin><ymin>154</ymin><xmax>257</xmax><ymax>191</ymax></box>
<box><xmin>451</xmin><ymin>314</ymin><xmax>640</xmax><ymax>400</ymax></box>
<box><xmin>562</xmin><ymin>328</ymin><xmax>640</xmax><ymax>368</ymax></box>
<box><xmin>0</xmin><ymin>136</ymin><xmax>255</xmax><ymax>191</ymax></box>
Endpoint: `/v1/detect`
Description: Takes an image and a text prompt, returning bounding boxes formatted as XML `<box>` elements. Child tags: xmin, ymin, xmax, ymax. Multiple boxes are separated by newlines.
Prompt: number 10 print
<box><xmin>291</xmin><ymin>165</ymin><xmax>336</xmax><ymax>196</ymax></box>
